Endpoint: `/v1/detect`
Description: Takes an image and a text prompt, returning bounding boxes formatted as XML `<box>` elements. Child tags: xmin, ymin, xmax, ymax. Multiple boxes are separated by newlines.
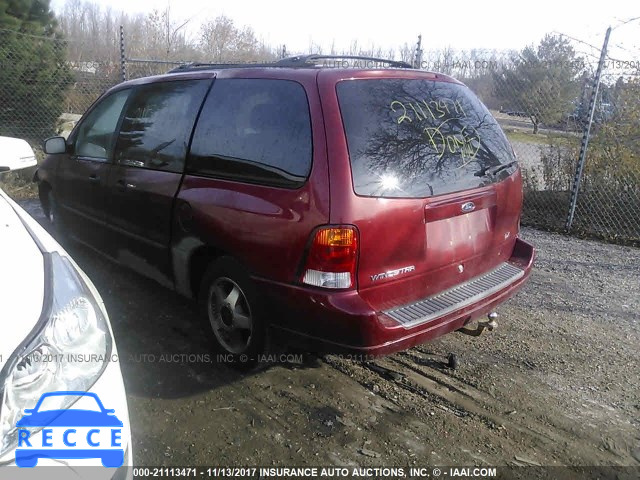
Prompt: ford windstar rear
<box><xmin>36</xmin><ymin>55</ymin><xmax>534</xmax><ymax>364</ymax></box>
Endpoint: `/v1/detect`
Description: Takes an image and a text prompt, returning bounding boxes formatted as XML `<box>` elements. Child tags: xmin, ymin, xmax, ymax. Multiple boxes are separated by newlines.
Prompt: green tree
<box><xmin>0</xmin><ymin>0</ymin><xmax>72</xmax><ymax>142</ymax></box>
<box><xmin>494</xmin><ymin>34</ymin><xmax>583</xmax><ymax>134</ymax></box>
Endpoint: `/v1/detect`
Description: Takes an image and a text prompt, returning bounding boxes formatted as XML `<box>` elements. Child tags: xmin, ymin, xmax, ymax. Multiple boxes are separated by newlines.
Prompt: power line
<box><xmin>612</xmin><ymin>16</ymin><xmax>640</xmax><ymax>30</ymax></box>
<box><xmin>553</xmin><ymin>30</ymin><xmax>638</xmax><ymax>66</ymax></box>
<box><xmin>552</xmin><ymin>30</ymin><xmax>601</xmax><ymax>51</ymax></box>
<box><xmin>610</xmin><ymin>42</ymin><xmax>638</xmax><ymax>56</ymax></box>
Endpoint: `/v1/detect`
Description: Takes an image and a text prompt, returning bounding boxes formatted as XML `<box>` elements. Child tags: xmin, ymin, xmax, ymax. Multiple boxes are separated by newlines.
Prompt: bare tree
<box><xmin>59</xmin><ymin>0</ymin><xmax>197</xmax><ymax>63</ymax></box>
<box><xmin>398</xmin><ymin>43</ymin><xmax>413</xmax><ymax>64</ymax></box>
<box><xmin>143</xmin><ymin>5</ymin><xmax>195</xmax><ymax>59</ymax></box>
<box><xmin>199</xmin><ymin>15</ymin><xmax>273</xmax><ymax>63</ymax></box>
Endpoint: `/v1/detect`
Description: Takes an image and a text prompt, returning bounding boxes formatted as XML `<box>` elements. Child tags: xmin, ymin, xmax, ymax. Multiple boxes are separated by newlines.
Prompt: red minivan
<box><xmin>37</xmin><ymin>55</ymin><xmax>534</xmax><ymax>365</ymax></box>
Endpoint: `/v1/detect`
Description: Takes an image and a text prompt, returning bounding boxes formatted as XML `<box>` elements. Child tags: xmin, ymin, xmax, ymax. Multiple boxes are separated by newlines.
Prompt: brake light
<box><xmin>301</xmin><ymin>226</ymin><xmax>358</xmax><ymax>289</ymax></box>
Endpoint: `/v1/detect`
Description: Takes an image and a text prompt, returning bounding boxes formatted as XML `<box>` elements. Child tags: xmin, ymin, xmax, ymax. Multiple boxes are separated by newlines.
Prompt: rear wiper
<box><xmin>474</xmin><ymin>161</ymin><xmax>517</xmax><ymax>178</ymax></box>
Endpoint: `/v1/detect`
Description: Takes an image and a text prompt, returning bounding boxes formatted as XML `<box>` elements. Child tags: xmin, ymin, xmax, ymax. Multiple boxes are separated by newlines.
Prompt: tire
<box><xmin>198</xmin><ymin>257</ymin><xmax>267</xmax><ymax>369</ymax></box>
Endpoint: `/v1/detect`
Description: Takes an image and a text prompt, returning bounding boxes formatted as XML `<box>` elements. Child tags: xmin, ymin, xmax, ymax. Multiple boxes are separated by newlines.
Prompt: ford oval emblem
<box><xmin>461</xmin><ymin>201</ymin><xmax>475</xmax><ymax>213</ymax></box>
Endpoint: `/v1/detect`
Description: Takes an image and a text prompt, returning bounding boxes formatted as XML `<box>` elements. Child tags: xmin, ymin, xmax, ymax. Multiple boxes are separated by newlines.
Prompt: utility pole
<box><xmin>414</xmin><ymin>34</ymin><xmax>423</xmax><ymax>69</ymax></box>
<box><xmin>566</xmin><ymin>26</ymin><xmax>611</xmax><ymax>231</ymax></box>
<box><xmin>119</xmin><ymin>25</ymin><xmax>127</xmax><ymax>83</ymax></box>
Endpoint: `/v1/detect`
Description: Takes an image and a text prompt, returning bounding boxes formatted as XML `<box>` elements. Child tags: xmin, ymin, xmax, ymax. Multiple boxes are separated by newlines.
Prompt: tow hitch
<box><xmin>458</xmin><ymin>312</ymin><xmax>499</xmax><ymax>337</ymax></box>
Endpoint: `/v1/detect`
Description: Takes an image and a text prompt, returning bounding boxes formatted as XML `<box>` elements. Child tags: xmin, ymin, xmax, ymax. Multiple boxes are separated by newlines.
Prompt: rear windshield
<box><xmin>337</xmin><ymin>79</ymin><xmax>516</xmax><ymax>198</ymax></box>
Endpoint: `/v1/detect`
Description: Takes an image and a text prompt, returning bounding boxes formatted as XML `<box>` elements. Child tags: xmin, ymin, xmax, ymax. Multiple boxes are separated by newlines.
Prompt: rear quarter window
<box><xmin>337</xmin><ymin>79</ymin><xmax>516</xmax><ymax>198</ymax></box>
<box><xmin>188</xmin><ymin>79</ymin><xmax>312</xmax><ymax>188</ymax></box>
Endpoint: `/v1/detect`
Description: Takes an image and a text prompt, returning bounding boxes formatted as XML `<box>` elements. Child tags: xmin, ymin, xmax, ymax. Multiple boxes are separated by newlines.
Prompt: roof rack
<box><xmin>168</xmin><ymin>61</ymin><xmax>280</xmax><ymax>73</ymax></box>
<box><xmin>168</xmin><ymin>54</ymin><xmax>413</xmax><ymax>73</ymax></box>
<box><xmin>276</xmin><ymin>54</ymin><xmax>413</xmax><ymax>69</ymax></box>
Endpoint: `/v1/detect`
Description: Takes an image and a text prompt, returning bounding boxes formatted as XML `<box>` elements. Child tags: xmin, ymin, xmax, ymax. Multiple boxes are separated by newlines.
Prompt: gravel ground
<box><xmin>16</xmin><ymin>199</ymin><xmax>640</xmax><ymax>472</ymax></box>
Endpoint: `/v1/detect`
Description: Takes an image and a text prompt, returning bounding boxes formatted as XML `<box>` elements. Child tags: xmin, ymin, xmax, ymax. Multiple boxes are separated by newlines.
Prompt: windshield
<box><xmin>337</xmin><ymin>78</ymin><xmax>516</xmax><ymax>198</ymax></box>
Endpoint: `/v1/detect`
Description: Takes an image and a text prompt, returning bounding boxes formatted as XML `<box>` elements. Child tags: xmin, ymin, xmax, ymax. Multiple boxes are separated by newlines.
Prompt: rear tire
<box><xmin>199</xmin><ymin>257</ymin><xmax>267</xmax><ymax>370</ymax></box>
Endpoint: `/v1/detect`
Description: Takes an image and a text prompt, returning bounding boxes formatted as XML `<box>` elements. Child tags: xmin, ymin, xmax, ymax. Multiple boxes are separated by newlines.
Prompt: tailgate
<box><xmin>330</xmin><ymin>74</ymin><xmax>523</xmax><ymax>310</ymax></box>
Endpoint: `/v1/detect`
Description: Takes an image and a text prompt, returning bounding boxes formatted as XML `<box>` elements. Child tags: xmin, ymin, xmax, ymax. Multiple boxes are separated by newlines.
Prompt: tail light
<box><xmin>301</xmin><ymin>226</ymin><xmax>358</xmax><ymax>289</ymax></box>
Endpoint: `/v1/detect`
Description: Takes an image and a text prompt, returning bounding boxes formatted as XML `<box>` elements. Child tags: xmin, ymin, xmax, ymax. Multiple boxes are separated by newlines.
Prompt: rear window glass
<box><xmin>188</xmin><ymin>79</ymin><xmax>312</xmax><ymax>188</ymax></box>
<box><xmin>337</xmin><ymin>79</ymin><xmax>516</xmax><ymax>198</ymax></box>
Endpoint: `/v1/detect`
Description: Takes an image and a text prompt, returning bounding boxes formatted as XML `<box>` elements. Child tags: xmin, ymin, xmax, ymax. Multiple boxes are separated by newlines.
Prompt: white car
<box><xmin>0</xmin><ymin>139</ymin><xmax>133</xmax><ymax>478</ymax></box>
<box><xmin>0</xmin><ymin>136</ymin><xmax>37</xmax><ymax>173</ymax></box>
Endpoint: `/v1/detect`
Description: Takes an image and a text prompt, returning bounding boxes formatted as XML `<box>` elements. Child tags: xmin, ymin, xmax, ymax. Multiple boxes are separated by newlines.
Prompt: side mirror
<box><xmin>44</xmin><ymin>136</ymin><xmax>67</xmax><ymax>155</ymax></box>
<box><xmin>0</xmin><ymin>135</ymin><xmax>37</xmax><ymax>173</ymax></box>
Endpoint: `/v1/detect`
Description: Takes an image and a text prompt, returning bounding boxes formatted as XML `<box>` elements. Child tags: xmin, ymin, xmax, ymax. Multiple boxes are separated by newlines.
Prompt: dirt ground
<box><xmin>18</xmin><ymin>199</ymin><xmax>640</xmax><ymax>474</ymax></box>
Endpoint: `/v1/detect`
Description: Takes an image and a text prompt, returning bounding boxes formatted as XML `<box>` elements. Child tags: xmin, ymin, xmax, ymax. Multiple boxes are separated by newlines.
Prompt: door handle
<box><xmin>88</xmin><ymin>174</ymin><xmax>100</xmax><ymax>183</ymax></box>
<box><xmin>116</xmin><ymin>179</ymin><xmax>136</xmax><ymax>190</ymax></box>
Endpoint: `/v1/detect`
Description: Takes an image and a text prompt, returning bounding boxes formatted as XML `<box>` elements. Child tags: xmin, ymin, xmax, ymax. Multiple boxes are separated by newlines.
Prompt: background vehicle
<box><xmin>36</xmin><ymin>55</ymin><xmax>534</xmax><ymax>365</ymax></box>
<box><xmin>0</xmin><ymin>158</ymin><xmax>133</xmax><ymax>478</ymax></box>
<box><xmin>0</xmin><ymin>135</ymin><xmax>37</xmax><ymax>173</ymax></box>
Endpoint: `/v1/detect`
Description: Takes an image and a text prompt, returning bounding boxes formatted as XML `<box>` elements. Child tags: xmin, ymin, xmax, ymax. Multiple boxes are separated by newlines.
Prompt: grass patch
<box><xmin>505</xmin><ymin>130</ymin><xmax>579</xmax><ymax>148</ymax></box>
<box><xmin>0</xmin><ymin>168</ymin><xmax>39</xmax><ymax>200</ymax></box>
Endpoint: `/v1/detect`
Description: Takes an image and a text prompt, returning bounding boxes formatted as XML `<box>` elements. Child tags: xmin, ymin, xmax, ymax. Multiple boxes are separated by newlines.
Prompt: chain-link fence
<box><xmin>0</xmin><ymin>29</ymin><xmax>119</xmax><ymax>141</ymax></box>
<box><xmin>568</xmin><ymin>68</ymin><xmax>639</xmax><ymax>244</ymax></box>
<box><xmin>414</xmin><ymin>41</ymin><xmax>639</xmax><ymax>246</ymax></box>
<box><xmin>1</xmin><ymin>26</ymin><xmax>638</xmax><ymax>245</ymax></box>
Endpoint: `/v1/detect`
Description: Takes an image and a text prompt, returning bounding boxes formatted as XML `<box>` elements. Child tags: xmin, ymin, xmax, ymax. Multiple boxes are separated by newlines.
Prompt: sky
<box><xmin>50</xmin><ymin>0</ymin><xmax>639</xmax><ymax>59</ymax></box>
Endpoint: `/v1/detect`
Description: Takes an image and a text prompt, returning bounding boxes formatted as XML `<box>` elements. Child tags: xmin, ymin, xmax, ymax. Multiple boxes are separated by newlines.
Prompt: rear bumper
<box><xmin>255</xmin><ymin>237</ymin><xmax>535</xmax><ymax>356</ymax></box>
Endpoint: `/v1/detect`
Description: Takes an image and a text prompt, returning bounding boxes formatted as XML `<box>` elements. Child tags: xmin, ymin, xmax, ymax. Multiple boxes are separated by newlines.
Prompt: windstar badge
<box><xmin>370</xmin><ymin>265</ymin><xmax>416</xmax><ymax>282</ymax></box>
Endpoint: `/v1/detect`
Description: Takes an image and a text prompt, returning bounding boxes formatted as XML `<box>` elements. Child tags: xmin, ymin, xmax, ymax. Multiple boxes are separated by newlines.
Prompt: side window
<box><xmin>188</xmin><ymin>79</ymin><xmax>312</xmax><ymax>188</ymax></box>
<box><xmin>74</xmin><ymin>89</ymin><xmax>130</xmax><ymax>161</ymax></box>
<box><xmin>114</xmin><ymin>80</ymin><xmax>210</xmax><ymax>173</ymax></box>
